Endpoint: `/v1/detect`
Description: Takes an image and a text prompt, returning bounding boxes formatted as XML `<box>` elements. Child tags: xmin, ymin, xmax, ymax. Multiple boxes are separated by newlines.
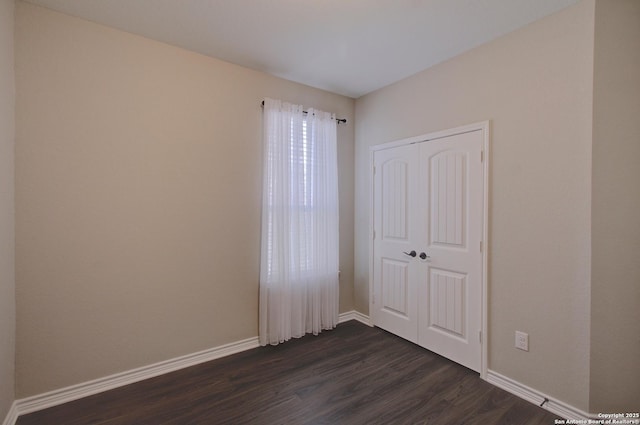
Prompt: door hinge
<box><xmin>373</xmin><ymin>229</ymin><xmax>376</xmax><ymax>240</ymax></box>
<box><xmin>480</xmin><ymin>241</ymin><xmax>483</xmax><ymax>252</ymax></box>
<box><xmin>481</xmin><ymin>150</ymin><xmax>484</xmax><ymax>162</ymax></box>
<box><xmin>373</xmin><ymin>165</ymin><xmax>376</xmax><ymax>175</ymax></box>
<box><xmin>479</xmin><ymin>330</ymin><xmax>482</xmax><ymax>343</ymax></box>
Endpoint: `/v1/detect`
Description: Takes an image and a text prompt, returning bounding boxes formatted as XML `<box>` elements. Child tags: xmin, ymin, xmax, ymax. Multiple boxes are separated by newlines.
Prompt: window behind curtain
<box><xmin>259</xmin><ymin>98</ymin><xmax>339</xmax><ymax>346</ymax></box>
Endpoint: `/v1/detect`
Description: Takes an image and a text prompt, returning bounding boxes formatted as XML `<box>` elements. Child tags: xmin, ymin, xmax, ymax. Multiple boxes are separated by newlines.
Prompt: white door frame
<box><xmin>369</xmin><ymin>121</ymin><xmax>490</xmax><ymax>379</ymax></box>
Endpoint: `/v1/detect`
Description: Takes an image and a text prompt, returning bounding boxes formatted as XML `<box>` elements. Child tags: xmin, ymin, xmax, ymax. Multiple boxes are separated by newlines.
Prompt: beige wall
<box><xmin>0</xmin><ymin>0</ymin><xmax>16</xmax><ymax>419</ymax></box>
<box><xmin>15</xmin><ymin>2</ymin><xmax>354</xmax><ymax>397</ymax></box>
<box><xmin>590</xmin><ymin>0</ymin><xmax>640</xmax><ymax>412</ymax></box>
<box><xmin>355</xmin><ymin>1</ymin><xmax>595</xmax><ymax>410</ymax></box>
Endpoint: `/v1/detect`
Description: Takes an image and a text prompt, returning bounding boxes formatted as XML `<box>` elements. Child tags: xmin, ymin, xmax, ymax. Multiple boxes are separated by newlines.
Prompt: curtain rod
<box><xmin>260</xmin><ymin>101</ymin><xmax>347</xmax><ymax>124</ymax></box>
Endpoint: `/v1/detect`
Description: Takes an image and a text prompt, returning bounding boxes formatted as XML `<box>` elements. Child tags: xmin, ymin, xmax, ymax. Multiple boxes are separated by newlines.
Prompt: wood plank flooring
<box><xmin>17</xmin><ymin>321</ymin><xmax>560</xmax><ymax>425</ymax></box>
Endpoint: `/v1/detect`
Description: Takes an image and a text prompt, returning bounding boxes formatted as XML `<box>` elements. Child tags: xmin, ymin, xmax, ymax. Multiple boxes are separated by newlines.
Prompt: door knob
<box><xmin>403</xmin><ymin>250</ymin><xmax>417</xmax><ymax>258</ymax></box>
<box><xmin>419</xmin><ymin>252</ymin><xmax>430</xmax><ymax>260</ymax></box>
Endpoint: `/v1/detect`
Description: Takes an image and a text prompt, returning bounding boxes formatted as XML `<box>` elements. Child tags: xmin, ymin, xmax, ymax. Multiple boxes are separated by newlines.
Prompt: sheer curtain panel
<box><xmin>259</xmin><ymin>98</ymin><xmax>339</xmax><ymax>346</ymax></box>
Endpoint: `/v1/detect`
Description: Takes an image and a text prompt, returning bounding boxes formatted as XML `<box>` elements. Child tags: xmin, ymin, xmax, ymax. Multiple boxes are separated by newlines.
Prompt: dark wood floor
<box><xmin>17</xmin><ymin>321</ymin><xmax>560</xmax><ymax>425</ymax></box>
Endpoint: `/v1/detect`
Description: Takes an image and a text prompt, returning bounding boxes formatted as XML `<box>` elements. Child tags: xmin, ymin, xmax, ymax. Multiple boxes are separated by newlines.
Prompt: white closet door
<box><xmin>372</xmin><ymin>127</ymin><xmax>484</xmax><ymax>373</ymax></box>
<box><xmin>372</xmin><ymin>144</ymin><xmax>419</xmax><ymax>342</ymax></box>
<box><xmin>417</xmin><ymin>130</ymin><xmax>483</xmax><ymax>372</ymax></box>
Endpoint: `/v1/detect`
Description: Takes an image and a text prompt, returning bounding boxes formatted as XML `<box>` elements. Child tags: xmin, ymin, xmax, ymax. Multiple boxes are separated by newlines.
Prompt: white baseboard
<box><xmin>6</xmin><ymin>312</ymin><xmax>371</xmax><ymax>424</ymax></box>
<box><xmin>11</xmin><ymin>336</ymin><xmax>259</xmax><ymax>422</ymax></box>
<box><xmin>339</xmin><ymin>310</ymin><xmax>372</xmax><ymax>326</ymax></box>
<box><xmin>1</xmin><ymin>402</ymin><xmax>18</xmax><ymax>425</ymax></box>
<box><xmin>485</xmin><ymin>370</ymin><xmax>592</xmax><ymax>421</ymax></box>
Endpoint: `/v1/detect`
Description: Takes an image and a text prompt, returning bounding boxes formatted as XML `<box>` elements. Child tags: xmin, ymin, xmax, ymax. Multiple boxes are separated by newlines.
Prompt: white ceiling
<box><xmin>24</xmin><ymin>0</ymin><xmax>579</xmax><ymax>98</ymax></box>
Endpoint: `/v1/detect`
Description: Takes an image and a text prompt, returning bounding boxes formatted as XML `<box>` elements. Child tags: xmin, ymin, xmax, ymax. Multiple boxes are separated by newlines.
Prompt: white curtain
<box><xmin>259</xmin><ymin>98</ymin><xmax>339</xmax><ymax>346</ymax></box>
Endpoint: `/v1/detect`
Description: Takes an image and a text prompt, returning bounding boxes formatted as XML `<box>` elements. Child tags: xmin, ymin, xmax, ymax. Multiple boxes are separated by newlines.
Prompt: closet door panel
<box><xmin>418</xmin><ymin>130</ymin><xmax>483</xmax><ymax>372</ymax></box>
<box><xmin>372</xmin><ymin>145</ymin><xmax>419</xmax><ymax>342</ymax></box>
